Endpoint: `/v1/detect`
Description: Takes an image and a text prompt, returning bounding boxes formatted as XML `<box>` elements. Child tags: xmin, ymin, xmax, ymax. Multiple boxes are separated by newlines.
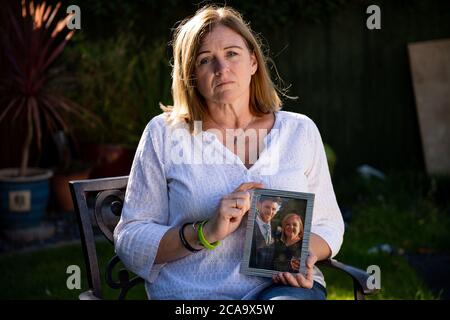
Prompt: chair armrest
<box><xmin>79</xmin><ymin>290</ymin><xmax>102</xmax><ymax>300</ymax></box>
<box><xmin>317</xmin><ymin>259</ymin><xmax>379</xmax><ymax>296</ymax></box>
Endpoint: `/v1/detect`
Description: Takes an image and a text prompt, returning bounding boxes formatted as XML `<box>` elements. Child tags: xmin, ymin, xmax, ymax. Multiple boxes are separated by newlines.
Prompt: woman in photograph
<box><xmin>114</xmin><ymin>5</ymin><xmax>344</xmax><ymax>300</ymax></box>
<box><xmin>272</xmin><ymin>213</ymin><xmax>304</xmax><ymax>273</ymax></box>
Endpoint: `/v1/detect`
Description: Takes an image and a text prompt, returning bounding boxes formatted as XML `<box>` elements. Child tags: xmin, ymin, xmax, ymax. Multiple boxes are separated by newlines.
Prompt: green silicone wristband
<box><xmin>197</xmin><ymin>220</ymin><xmax>220</xmax><ymax>250</ymax></box>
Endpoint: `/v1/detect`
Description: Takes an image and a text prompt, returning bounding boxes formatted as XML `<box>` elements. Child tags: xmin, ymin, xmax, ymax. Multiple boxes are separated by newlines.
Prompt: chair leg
<box><xmin>354</xmin><ymin>280</ymin><xmax>366</xmax><ymax>300</ymax></box>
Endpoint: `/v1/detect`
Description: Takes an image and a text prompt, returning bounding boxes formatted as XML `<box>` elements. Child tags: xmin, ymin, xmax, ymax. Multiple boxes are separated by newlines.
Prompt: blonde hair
<box><xmin>162</xmin><ymin>5</ymin><xmax>282</xmax><ymax>133</ymax></box>
<box><xmin>281</xmin><ymin>213</ymin><xmax>304</xmax><ymax>243</ymax></box>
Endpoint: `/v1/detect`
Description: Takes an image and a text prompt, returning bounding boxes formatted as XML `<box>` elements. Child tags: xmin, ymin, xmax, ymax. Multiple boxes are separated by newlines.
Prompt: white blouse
<box><xmin>113</xmin><ymin>110</ymin><xmax>345</xmax><ymax>300</ymax></box>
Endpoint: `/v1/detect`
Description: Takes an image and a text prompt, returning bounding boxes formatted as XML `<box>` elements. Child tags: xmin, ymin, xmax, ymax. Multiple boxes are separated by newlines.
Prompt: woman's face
<box><xmin>283</xmin><ymin>215</ymin><xmax>302</xmax><ymax>239</ymax></box>
<box><xmin>194</xmin><ymin>24</ymin><xmax>257</xmax><ymax>106</ymax></box>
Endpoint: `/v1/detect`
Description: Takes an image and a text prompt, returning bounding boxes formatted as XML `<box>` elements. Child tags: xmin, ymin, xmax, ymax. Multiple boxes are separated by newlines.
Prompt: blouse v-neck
<box><xmin>201</xmin><ymin>111</ymin><xmax>281</xmax><ymax>172</ymax></box>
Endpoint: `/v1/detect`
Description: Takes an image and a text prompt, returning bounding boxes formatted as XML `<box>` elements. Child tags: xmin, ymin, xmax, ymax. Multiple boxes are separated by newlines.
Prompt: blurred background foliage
<box><xmin>58</xmin><ymin>33</ymin><xmax>172</xmax><ymax>147</ymax></box>
<box><xmin>2</xmin><ymin>0</ymin><xmax>450</xmax><ymax>177</ymax></box>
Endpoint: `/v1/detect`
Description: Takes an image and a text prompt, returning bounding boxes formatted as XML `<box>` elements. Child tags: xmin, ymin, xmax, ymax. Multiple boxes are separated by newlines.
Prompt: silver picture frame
<box><xmin>240</xmin><ymin>188</ymin><xmax>314</xmax><ymax>278</ymax></box>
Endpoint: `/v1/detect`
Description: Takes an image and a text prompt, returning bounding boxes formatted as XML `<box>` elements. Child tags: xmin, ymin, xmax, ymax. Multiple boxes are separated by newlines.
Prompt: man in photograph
<box><xmin>249</xmin><ymin>197</ymin><xmax>280</xmax><ymax>270</ymax></box>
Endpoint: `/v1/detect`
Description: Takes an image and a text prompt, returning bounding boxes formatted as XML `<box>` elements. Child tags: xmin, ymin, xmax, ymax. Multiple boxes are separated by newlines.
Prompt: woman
<box><xmin>114</xmin><ymin>5</ymin><xmax>344</xmax><ymax>300</ymax></box>
<box><xmin>272</xmin><ymin>213</ymin><xmax>304</xmax><ymax>273</ymax></box>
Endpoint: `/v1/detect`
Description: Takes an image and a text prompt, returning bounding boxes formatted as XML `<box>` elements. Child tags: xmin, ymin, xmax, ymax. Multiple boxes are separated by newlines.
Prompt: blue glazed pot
<box><xmin>0</xmin><ymin>168</ymin><xmax>53</xmax><ymax>230</ymax></box>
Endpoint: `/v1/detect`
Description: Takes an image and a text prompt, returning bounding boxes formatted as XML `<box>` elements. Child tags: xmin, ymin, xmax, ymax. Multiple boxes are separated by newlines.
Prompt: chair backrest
<box><xmin>69</xmin><ymin>176</ymin><xmax>144</xmax><ymax>299</ymax></box>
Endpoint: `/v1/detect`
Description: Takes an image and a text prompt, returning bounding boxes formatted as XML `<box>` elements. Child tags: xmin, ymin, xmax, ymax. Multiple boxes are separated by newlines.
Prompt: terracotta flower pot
<box><xmin>51</xmin><ymin>169</ymin><xmax>91</xmax><ymax>212</ymax></box>
<box><xmin>84</xmin><ymin>143</ymin><xmax>135</xmax><ymax>178</ymax></box>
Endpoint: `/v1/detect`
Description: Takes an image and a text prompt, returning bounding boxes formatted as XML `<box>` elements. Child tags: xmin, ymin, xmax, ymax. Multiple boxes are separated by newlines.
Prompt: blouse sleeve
<box><xmin>113</xmin><ymin>118</ymin><xmax>171</xmax><ymax>282</ymax></box>
<box><xmin>305</xmin><ymin>119</ymin><xmax>345</xmax><ymax>258</ymax></box>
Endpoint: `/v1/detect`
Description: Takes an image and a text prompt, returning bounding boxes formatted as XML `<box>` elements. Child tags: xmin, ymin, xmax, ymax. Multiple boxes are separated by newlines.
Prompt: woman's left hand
<box><xmin>272</xmin><ymin>252</ymin><xmax>318</xmax><ymax>289</ymax></box>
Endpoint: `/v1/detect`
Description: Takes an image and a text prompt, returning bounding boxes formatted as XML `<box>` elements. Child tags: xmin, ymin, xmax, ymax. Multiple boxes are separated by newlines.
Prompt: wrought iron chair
<box><xmin>70</xmin><ymin>176</ymin><xmax>379</xmax><ymax>300</ymax></box>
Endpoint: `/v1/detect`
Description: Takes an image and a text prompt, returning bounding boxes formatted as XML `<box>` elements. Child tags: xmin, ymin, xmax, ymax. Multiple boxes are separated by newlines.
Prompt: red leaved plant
<box><xmin>0</xmin><ymin>0</ymin><xmax>95</xmax><ymax>176</ymax></box>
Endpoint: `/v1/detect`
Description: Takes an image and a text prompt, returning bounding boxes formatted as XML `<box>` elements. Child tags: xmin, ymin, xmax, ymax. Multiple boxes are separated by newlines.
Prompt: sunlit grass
<box><xmin>327</xmin><ymin>172</ymin><xmax>450</xmax><ymax>300</ymax></box>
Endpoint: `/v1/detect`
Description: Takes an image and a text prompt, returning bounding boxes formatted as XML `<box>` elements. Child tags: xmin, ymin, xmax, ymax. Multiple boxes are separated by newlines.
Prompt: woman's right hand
<box><xmin>203</xmin><ymin>182</ymin><xmax>264</xmax><ymax>243</ymax></box>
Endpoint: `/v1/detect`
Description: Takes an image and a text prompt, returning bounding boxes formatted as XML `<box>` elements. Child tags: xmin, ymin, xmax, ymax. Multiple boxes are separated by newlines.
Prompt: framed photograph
<box><xmin>240</xmin><ymin>188</ymin><xmax>314</xmax><ymax>278</ymax></box>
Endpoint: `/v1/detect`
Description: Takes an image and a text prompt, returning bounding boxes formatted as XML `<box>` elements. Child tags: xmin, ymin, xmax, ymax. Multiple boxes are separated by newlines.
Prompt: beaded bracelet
<box><xmin>179</xmin><ymin>222</ymin><xmax>202</xmax><ymax>253</ymax></box>
<box><xmin>197</xmin><ymin>220</ymin><xmax>220</xmax><ymax>250</ymax></box>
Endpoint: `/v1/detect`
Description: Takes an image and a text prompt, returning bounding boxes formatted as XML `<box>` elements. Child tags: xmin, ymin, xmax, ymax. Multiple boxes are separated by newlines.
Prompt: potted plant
<box><xmin>0</xmin><ymin>1</ymin><xmax>94</xmax><ymax>232</ymax></box>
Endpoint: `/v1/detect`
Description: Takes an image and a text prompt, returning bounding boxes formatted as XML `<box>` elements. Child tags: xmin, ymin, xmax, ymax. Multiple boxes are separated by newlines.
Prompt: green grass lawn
<box><xmin>0</xmin><ymin>171</ymin><xmax>448</xmax><ymax>299</ymax></box>
<box><xmin>0</xmin><ymin>240</ymin><xmax>147</xmax><ymax>299</ymax></box>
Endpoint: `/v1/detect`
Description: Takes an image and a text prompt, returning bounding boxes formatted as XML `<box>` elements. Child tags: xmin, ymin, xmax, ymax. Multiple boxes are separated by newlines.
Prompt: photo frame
<box><xmin>240</xmin><ymin>188</ymin><xmax>314</xmax><ymax>278</ymax></box>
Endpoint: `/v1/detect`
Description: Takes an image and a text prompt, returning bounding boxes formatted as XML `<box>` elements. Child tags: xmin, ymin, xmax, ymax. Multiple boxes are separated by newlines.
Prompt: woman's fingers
<box><xmin>223</xmin><ymin>191</ymin><xmax>251</xmax><ymax>200</ymax></box>
<box><xmin>221</xmin><ymin>198</ymin><xmax>243</xmax><ymax>209</ymax></box>
<box><xmin>214</xmin><ymin>182</ymin><xmax>264</xmax><ymax>239</ymax></box>
<box><xmin>277</xmin><ymin>273</ymin><xmax>288</xmax><ymax>285</ymax></box>
<box><xmin>299</xmin><ymin>253</ymin><xmax>317</xmax><ymax>286</ymax></box>
<box><xmin>224</xmin><ymin>182</ymin><xmax>265</xmax><ymax>211</ymax></box>
<box><xmin>282</xmin><ymin>272</ymin><xmax>301</xmax><ymax>287</ymax></box>
<box><xmin>222</xmin><ymin>192</ymin><xmax>252</xmax><ymax>211</ymax></box>
<box><xmin>276</xmin><ymin>270</ymin><xmax>314</xmax><ymax>289</ymax></box>
<box><xmin>294</xmin><ymin>272</ymin><xmax>313</xmax><ymax>289</ymax></box>
<box><xmin>306</xmin><ymin>253</ymin><xmax>318</xmax><ymax>269</ymax></box>
<box><xmin>234</xmin><ymin>182</ymin><xmax>264</xmax><ymax>192</ymax></box>
<box><xmin>273</xmin><ymin>254</ymin><xmax>317</xmax><ymax>288</ymax></box>
<box><xmin>221</xmin><ymin>196</ymin><xmax>249</xmax><ymax>211</ymax></box>
<box><xmin>272</xmin><ymin>274</ymin><xmax>280</xmax><ymax>283</ymax></box>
